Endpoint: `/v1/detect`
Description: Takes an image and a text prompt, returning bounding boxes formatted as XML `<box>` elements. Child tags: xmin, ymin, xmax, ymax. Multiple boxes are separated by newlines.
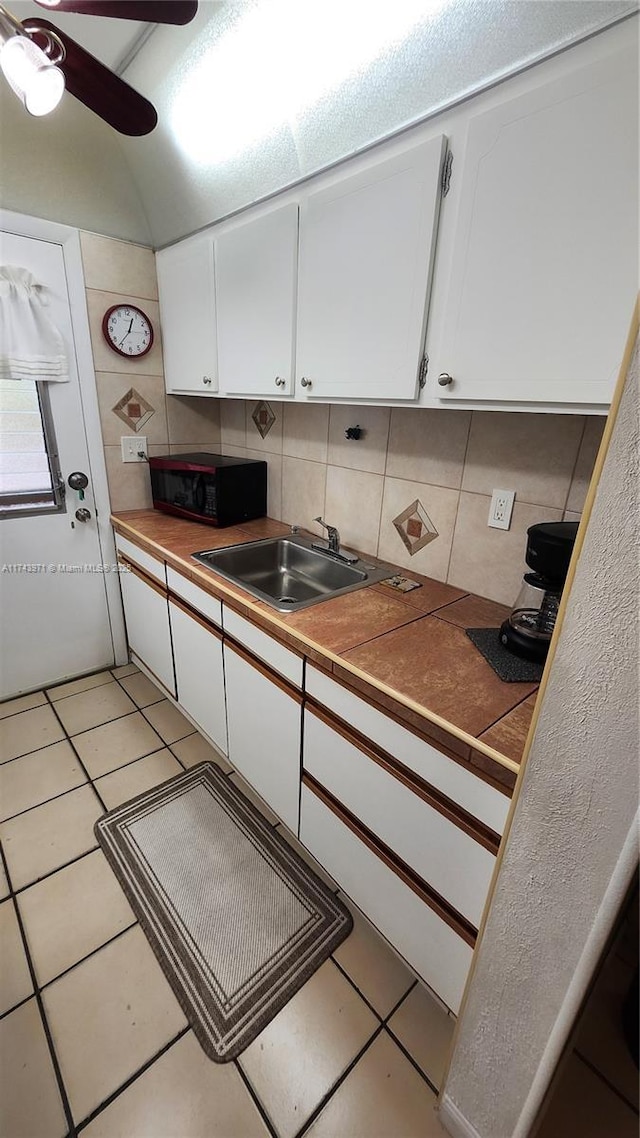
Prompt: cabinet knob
<box><xmin>274</xmin><ymin>376</ymin><xmax>286</xmax><ymax>387</ymax></box>
<box><xmin>300</xmin><ymin>377</ymin><xmax>312</xmax><ymax>389</ymax></box>
<box><xmin>437</xmin><ymin>372</ymin><xmax>454</xmax><ymax>387</ymax></box>
<box><xmin>202</xmin><ymin>376</ymin><xmax>212</xmax><ymax>385</ymax></box>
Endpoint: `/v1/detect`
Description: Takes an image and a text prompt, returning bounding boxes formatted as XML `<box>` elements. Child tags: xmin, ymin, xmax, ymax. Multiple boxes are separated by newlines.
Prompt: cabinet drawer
<box><xmin>169</xmin><ymin>599</ymin><xmax>227</xmax><ymax>756</ymax></box>
<box><xmin>304</xmin><ymin>707</ymin><xmax>495</xmax><ymax>929</ymax></box>
<box><xmin>119</xmin><ymin>561</ymin><xmax>175</xmax><ymax>696</ymax></box>
<box><xmin>300</xmin><ymin>783</ymin><xmax>473</xmax><ymax>1013</ymax></box>
<box><xmin>167</xmin><ymin>567</ymin><xmax>222</xmax><ymax>628</ymax></box>
<box><xmin>115</xmin><ymin>534</ymin><xmax>165</xmax><ymax>586</ymax></box>
<box><xmin>223</xmin><ymin>607</ymin><xmax>303</xmax><ymax>688</ymax></box>
<box><xmin>306</xmin><ymin>665</ymin><xmax>509</xmax><ymax>835</ymax></box>
<box><xmin>224</xmin><ymin>640</ymin><xmax>302</xmax><ymax>832</ymax></box>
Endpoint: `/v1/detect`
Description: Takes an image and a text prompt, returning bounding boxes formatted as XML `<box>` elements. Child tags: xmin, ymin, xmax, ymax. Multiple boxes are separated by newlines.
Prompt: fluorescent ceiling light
<box><xmin>171</xmin><ymin>0</ymin><xmax>448</xmax><ymax>165</ymax></box>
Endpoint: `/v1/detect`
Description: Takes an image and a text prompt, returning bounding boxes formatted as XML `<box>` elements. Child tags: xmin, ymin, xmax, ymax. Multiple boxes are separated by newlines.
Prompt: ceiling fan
<box><xmin>0</xmin><ymin>0</ymin><xmax>198</xmax><ymax>135</ymax></box>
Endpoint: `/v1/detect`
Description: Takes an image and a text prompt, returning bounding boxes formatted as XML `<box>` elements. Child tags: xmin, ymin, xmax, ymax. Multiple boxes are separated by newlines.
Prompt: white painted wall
<box><xmin>440</xmin><ymin>332</ymin><xmax>639</xmax><ymax>1138</ymax></box>
<box><xmin>0</xmin><ymin>88</ymin><xmax>151</xmax><ymax>245</ymax></box>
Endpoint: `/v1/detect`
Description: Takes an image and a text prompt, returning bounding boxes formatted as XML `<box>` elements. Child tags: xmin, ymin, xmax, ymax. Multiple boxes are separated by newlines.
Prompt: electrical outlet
<box><xmin>488</xmin><ymin>488</ymin><xmax>515</xmax><ymax>530</ymax></box>
<box><xmin>121</xmin><ymin>436</ymin><xmax>148</xmax><ymax>463</ymax></box>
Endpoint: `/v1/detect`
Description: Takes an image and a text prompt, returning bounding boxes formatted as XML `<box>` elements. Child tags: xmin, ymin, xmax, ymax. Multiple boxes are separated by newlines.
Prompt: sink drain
<box><xmin>277</xmin><ymin>596</ymin><xmax>297</xmax><ymax>605</ymax></box>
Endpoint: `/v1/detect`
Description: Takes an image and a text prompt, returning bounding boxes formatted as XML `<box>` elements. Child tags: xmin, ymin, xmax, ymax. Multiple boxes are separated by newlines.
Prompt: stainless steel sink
<box><xmin>192</xmin><ymin>534</ymin><xmax>393</xmax><ymax>612</ymax></box>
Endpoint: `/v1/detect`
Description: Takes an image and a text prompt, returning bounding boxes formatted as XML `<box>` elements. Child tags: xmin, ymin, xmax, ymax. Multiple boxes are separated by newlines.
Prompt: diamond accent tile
<box><xmin>112</xmin><ymin>387</ymin><xmax>155</xmax><ymax>432</ymax></box>
<box><xmin>251</xmin><ymin>401</ymin><xmax>276</xmax><ymax>439</ymax></box>
<box><xmin>393</xmin><ymin>499</ymin><xmax>439</xmax><ymax>556</ymax></box>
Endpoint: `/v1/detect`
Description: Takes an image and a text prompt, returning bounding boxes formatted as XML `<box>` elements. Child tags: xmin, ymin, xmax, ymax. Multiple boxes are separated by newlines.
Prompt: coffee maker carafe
<box><xmin>500</xmin><ymin>521</ymin><xmax>578</xmax><ymax>662</ymax></box>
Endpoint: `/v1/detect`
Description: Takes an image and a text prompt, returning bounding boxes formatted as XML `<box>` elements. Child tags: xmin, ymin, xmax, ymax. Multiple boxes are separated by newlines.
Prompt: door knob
<box><xmin>68</xmin><ymin>471</ymin><xmax>89</xmax><ymax>500</ymax></box>
<box><xmin>202</xmin><ymin>376</ymin><xmax>212</xmax><ymax>385</ymax></box>
<box><xmin>75</xmin><ymin>508</ymin><xmax>91</xmax><ymax>523</ymax></box>
<box><xmin>300</xmin><ymin>377</ymin><xmax>312</xmax><ymax>389</ymax></box>
<box><xmin>437</xmin><ymin>373</ymin><xmax>454</xmax><ymax>387</ymax></box>
<box><xmin>274</xmin><ymin>376</ymin><xmax>286</xmax><ymax>387</ymax></box>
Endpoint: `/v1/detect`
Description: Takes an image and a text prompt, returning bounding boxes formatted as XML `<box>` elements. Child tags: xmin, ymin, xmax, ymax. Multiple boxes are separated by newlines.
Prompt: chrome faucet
<box><xmin>312</xmin><ymin>517</ymin><xmax>358</xmax><ymax>563</ymax></box>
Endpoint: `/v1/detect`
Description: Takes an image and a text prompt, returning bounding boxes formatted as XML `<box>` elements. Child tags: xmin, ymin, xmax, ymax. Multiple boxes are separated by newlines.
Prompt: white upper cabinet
<box><xmin>433</xmin><ymin>45</ymin><xmax>638</xmax><ymax>408</ymax></box>
<box><xmin>216</xmin><ymin>204</ymin><xmax>298</xmax><ymax>397</ymax></box>
<box><xmin>156</xmin><ymin>234</ymin><xmax>218</xmax><ymax>395</ymax></box>
<box><xmin>295</xmin><ymin>135</ymin><xmax>447</xmax><ymax>402</ymax></box>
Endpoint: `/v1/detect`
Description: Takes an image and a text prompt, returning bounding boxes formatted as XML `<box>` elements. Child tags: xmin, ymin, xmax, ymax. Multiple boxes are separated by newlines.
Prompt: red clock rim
<box><xmin>101</xmin><ymin>304</ymin><xmax>154</xmax><ymax>359</ymax></box>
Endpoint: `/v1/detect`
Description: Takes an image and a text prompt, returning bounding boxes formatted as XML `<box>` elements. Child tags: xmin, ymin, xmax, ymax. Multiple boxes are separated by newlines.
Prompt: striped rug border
<box><xmin>95</xmin><ymin>762</ymin><xmax>353</xmax><ymax>1061</ymax></box>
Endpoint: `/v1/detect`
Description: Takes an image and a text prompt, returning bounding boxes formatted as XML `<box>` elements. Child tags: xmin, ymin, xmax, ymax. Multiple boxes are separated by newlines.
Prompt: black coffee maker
<box><xmin>500</xmin><ymin>521</ymin><xmax>578</xmax><ymax>663</ymax></box>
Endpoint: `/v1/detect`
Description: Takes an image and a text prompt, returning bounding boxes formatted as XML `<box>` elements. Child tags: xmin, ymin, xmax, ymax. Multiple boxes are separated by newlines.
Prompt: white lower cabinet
<box><xmin>299</xmin><ymin>784</ymin><xmax>473</xmax><ymax>1014</ymax></box>
<box><xmin>118</xmin><ymin>561</ymin><xmax>176</xmax><ymax>697</ymax></box>
<box><xmin>304</xmin><ymin>707</ymin><xmax>496</xmax><ymax>930</ymax></box>
<box><xmin>169</xmin><ymin>598</ymin><xmax>227</xmax><ymax>756</ymax></box>
<box><xmin>224</xmin><ymin>639</ymin><xmax>302</xmax><ymax>832</ymax></box>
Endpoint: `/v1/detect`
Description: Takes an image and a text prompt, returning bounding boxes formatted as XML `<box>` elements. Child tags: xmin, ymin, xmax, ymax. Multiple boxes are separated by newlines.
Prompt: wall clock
<box><xmin>102</xmin><ymin>304</ymin><xmax>154</xmax><ymax>358</ymax></box>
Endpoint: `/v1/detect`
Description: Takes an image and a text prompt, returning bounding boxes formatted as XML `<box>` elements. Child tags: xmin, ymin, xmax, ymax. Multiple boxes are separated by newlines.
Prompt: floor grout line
<box><xmin>328</xmin><ymin>955</ymin><xmax>385</xmax><ymax>1025</ymax></box>
<box><xmin>0</xmin><ymin>734</ymin><xmax>71</xmax><ymax>769</ymax></box>
<box><xmin>234</xmin><ymin>1058</ymin><xmax>281</xmax><ymax>1138</ymax></box>
<box><xmin>384</xmin><ymin>1022</ymin><xmax>441</xmax><ymax>1097</ymax></box>
<box><xmin>0</xmin><ymin>990</ymin><xmax>34</xmax><ymax>1024</ymax></box>
<box><xmin>38</xmin><ymin>922</ymin><xmax>139</xmax><ymax>995</ymax></box>
<box><xmin>294</xmin><ymin>1023</ymin><xmax>385</xmax><ymax>1138</ymax></box>
<box><xmin>11</xmin><ymin>844</ymin><xmax>100</xmax><ymax>897</ymax></box>
<box><xmin>44</xmin><ymin>694</ymin><xmax>110</xmax><ymax>815</ymax></box>
<box><xmin>74</xmin><ymin>1026</ymin><xmax>191</xmax><ymax>1134</ymax></box>
<box><xmin>0</xmin><ymin>779</ymin><xmax>96</xmax><ymax>825</ymax></box>
<box><xmin>0</xmin><ymin>842</ymin><xmax>77</xmax><ymax>1138</ymax></box>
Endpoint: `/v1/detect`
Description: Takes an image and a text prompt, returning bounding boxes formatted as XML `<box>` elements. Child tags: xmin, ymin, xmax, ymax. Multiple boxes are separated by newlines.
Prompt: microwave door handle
<box><xmin>193</xmin><ymin>474</ymin><xmax>205</xmax><ymax>513</ymax></box>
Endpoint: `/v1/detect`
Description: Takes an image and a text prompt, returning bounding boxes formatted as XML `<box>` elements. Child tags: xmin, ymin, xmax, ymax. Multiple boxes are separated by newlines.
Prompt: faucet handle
<box><xmin>314</xmin><ymin>516</ymin><xmax>337</xmax><ymax>537</ymax></box>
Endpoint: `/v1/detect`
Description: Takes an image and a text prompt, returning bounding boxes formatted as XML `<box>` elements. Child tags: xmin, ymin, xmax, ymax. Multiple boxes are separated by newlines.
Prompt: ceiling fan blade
<box><xmin>23</xmin><ymin>18</ymin><xmax>157</xmax><ymax>135</ymax></box>
<box><xmin>32</xmin><ymin>1</ymin><xmax>198</xmax><ymax>25</ymax></box>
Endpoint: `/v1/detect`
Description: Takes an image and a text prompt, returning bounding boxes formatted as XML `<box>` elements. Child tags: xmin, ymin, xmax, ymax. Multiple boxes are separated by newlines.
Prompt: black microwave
<box><xmin>148</xmin><ymin>453</ymin><xmax>267</xmax><ymax>528</ymax></box>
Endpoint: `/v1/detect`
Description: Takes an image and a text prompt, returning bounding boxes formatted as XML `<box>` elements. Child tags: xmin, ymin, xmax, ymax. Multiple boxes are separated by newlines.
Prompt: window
<box><xmin>0</xmin><ymin>378</ymin><xmax>65</xmax><ymax>516</ymax></box>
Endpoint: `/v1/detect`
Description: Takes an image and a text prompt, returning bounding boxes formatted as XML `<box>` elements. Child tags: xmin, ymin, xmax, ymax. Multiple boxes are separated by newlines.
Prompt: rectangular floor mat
<box><xmin>95</xmin><ymin>762</ymin><xmax>352</xmax><ymax>1061</ymax></box>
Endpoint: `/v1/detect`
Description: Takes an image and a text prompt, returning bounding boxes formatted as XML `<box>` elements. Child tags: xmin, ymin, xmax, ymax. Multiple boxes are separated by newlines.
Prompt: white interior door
<box><xmin>0</xmin><ymin>230</ymin><xmax>116</xmax><ymax>698</ymax></box>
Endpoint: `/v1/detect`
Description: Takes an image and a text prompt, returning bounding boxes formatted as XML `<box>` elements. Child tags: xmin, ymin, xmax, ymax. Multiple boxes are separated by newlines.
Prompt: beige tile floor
<box><xmin>0</xmin><ymin>665</ymin><xmax>454</xmax><ymax>1138</ymax></box>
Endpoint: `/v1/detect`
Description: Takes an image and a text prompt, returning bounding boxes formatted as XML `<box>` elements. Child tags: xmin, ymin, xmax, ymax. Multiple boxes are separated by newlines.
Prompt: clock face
<box><xmin>102</xmin><ymin>305</ymin><xmax>154</xmax><ymax>358</ymax></box>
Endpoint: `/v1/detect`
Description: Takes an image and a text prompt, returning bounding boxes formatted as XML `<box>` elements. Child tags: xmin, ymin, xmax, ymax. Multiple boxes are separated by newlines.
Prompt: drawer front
<box><xmin>223</xmin><ymin>607</ymin><xmax>303</xmax><ymax>689</ymax></box>
<box><xmin>306</xmin><ymin>665</ymin><xmax>509</xmax><ymax>835</ymax></box>
<box><xmin>115</xmin><ymin>534</ymin><xmax>165</xmax><ymax>586</ymax></box>
<box><xmin>119</xmin><ymin>563</ymin><xmax>175</xmax><ymax>696</ymax></box>
<box><xmin>300</xmin><ymin>784</ymin><xmax>473</xmax><ymax>1013</ymax></box>
<box><xmin>224</xmin><ymin>641</ymin><xmax>302</xmax><ymax>832</ymax></box>
<box><xmin>169</xmin><ymin>600</ymin><xmax>227</xmax><ymax>756</ymax></box>
<box><xmin>304</xmin><ymin>708</ymin><xmax>495</xmax><ymax>929</ymax></box>
<box><xmin>167</xmin><ymin>566</ymin><xmax>223</xmax><ymax>628</ymax></box>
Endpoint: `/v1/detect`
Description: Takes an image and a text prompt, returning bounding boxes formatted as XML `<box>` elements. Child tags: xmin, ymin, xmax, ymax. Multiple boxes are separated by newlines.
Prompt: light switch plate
<box><xmin>121</xmin><ymin>436</ymin><xmax>148</xmax><ymax>463</ymax></box>
<box><xmin>488</xmin><ymin>489</ymin><xmax>515</xmax><ymax>530</ymax></box>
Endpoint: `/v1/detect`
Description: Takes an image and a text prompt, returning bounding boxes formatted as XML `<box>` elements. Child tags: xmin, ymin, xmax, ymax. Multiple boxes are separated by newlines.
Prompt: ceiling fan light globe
<box><xmin>0</xmin><ymin>34</ymin><xmax>65</xmax><ymax>116</ymax></box>
<box><xmin>25</xmin><ymin>61</ymin><xmax>64</xmax><ymax>115</ymax></box>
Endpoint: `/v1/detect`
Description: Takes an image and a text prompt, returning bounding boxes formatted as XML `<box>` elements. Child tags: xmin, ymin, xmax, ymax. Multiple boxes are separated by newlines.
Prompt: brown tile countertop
<box><xmin>111</xmin><ymin>510</ymin><xmax>538</xmax><ymax>794</ymax></box>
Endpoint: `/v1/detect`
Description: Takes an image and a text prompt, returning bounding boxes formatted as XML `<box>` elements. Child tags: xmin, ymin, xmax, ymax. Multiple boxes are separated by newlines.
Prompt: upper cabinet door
<box><xmin>296</xmin><ymin>136</ymin><xmax>447</xmax><ymax>402</ymax></box>
<box><xmin>435</xmin><ymin>47</ymin><xmax>639</xmax><ymax>407</ymax></box>
<box><xmin>216</xmin><ymin>204</ymin><xmax>298</xmax><ymax>398</ymax></box>
<box><xmin>156</xmin><ymin>235</ymin><xmax>218</xmax><ymax>395</ymax></box>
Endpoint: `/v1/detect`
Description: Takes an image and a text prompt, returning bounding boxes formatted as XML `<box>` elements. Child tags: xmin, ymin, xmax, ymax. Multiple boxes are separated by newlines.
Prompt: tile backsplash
<box><xmin>220</xmin><ymin>400</ymin><xmax>604</xmax><ymax>606</ymax></box>
<box><xmin>79</xmin><ymin>231</ymin><xmax>220</xmax><ymax>511</ymax></box>
<box><xmin>80</xmin><ymin>230</ymin><xmax>603</xmax><ymax>607</ymax></box>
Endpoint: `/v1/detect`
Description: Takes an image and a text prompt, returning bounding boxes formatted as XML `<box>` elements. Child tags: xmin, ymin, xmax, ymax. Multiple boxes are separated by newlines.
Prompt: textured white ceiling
<box><xmin>119</xmin><ymin>0</ymin><xmax>638</xmax><ymax>247</ymax></box>
<box><xmin>1</xmin><ymin>0</ymin><xmax>637</xmax><ymax>247</ymax></box>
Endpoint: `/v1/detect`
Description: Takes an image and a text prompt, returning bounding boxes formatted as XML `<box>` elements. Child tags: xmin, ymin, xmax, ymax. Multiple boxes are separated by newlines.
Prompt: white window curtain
<box><xmin>0</xmin><ymin>265</ymin><xmax>69</xmax><ymax>382</ymax></box>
